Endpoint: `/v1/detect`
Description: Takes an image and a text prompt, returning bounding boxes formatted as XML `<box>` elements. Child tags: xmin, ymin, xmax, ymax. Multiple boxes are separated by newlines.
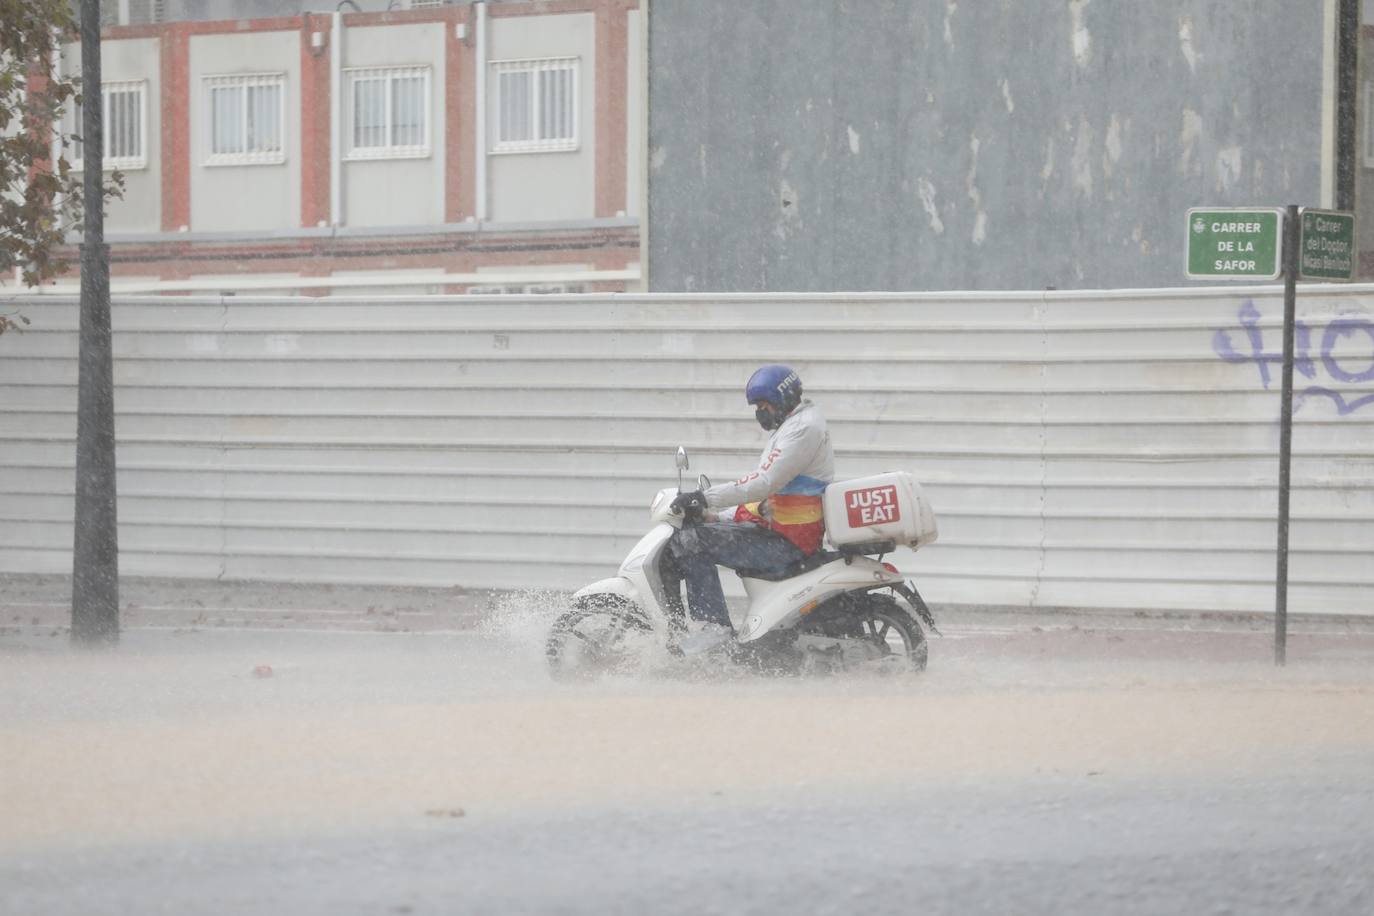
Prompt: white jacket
<box><xmin>704</xmin><ymin>400</ymin><xmax>834</xmax><ymax>509</ymax></box>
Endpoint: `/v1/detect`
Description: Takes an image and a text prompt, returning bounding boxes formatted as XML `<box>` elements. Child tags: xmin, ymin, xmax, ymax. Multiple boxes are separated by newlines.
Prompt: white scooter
<box><xmin>546</xmin><ymin>448</ymin><xmax>940</xmax><ymax>679</ymax></box>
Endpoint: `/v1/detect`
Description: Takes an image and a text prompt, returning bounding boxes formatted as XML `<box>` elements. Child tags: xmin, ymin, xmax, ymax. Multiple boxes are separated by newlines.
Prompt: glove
<box><xmin>670</xmin><ymin>490</ymin><xmax>707</xmax><ymax>516</ymax></box>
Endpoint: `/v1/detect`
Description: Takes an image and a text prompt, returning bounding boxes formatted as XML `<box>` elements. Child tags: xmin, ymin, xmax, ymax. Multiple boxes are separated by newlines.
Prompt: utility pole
<box><xmin>71</xmin><ymin>0</ymin><xmax>119</xmax><ymax>646</ymax></box>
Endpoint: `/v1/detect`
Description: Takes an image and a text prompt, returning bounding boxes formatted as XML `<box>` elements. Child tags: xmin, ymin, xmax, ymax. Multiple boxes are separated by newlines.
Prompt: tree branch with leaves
<box><xmin>0</xmin><ymin>0</ymin><xmax>123</xmax><ymax>330</ymax></box>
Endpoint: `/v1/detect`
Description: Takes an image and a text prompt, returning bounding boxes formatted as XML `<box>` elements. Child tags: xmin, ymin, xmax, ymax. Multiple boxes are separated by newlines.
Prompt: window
<box><xmin>205</xmin><ymin>73</ymin><xmax>285</xmax><ymax>166</ymax></box>
<box><xmin>100</xmin><ymin>0</ymin><xmax>165</xmax><ymax>25</ymax></box>
<box><xmin>69</xmin><ymin>80</ymin><xmax>147</xmax><ymax>171</ymax></box>
<box><xmin>491</xmin><ymin>57</ymin><xmax>578</xmax><ymax>153</ymax></box>
<box><xmin>346</xmin><ymin>66</ymin><xmax>431</xmax><ymax>159</ymax></box>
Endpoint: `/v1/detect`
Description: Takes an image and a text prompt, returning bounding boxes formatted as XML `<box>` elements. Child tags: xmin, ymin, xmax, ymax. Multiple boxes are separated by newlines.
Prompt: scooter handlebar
<box><xmin>669</xmin><ymin>489</ymin><xmax>708</xmax><ymax>525</ymax></box>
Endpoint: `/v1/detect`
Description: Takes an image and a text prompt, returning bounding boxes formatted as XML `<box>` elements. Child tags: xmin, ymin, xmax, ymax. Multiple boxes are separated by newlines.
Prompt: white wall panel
<box><xmin>1</xmin><ymin>288</ymin><xmax>1371</xmax><ymax>616</ymax></box>
<box><xmin>487</xmin><ymin>13</ymin><xmax>596</xmax><ymax>222</ymax></box>
<box><xmin>62</xmin><ymin>38</ymin><xmax>162</xmax><ymax>232</ymax></box>
<box><xmin>188</xmin><ymin>30</ymin><xmax>301</xmax><ymax>231</ymax></box>
<box><xmin>341</xmin><ymin>23</ymin><xmax>446</xmax><ymax>228</ymax></box>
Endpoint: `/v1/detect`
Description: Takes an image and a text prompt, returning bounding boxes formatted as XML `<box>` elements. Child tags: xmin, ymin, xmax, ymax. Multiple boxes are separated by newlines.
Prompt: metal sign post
<box><xmin>1188</xmin><ymin>204</ymin><xmax>1354</xmax><ymax>666</ymax></box>
<box><xmin>1274</xmin><ymin>205</ymin><xmax>1300</xmax><ymax>666</ymax></box>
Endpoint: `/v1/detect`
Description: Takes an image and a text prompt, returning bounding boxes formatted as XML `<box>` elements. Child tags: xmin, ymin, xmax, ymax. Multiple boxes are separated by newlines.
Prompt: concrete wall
<box><xmin>63</xmin><ymin>38</ymin><xmax>162</xmax><ymax>233</ymax></box>
<box><xmin>189</xmin><ymin>29</ymin><xmax>302</xmax><ymax>232</ymax></box>
<box><xmin>647</xmin><ymin>0</ymin><xmax>1332</xmax><ymax>292</ymax></box>
<box><xmin>2</xmin><ymin>289</ymin><xmax>1372</xmax><ymax>616</ymax></box>
<box><xmin>488</xmin><ymin>12</ymin><xmax>596</xmax><ymax>222</ymax></box>
<box><xmin>342</xmin><ymin>22</ymin><xmax>447</xmax><ymax>228</ymax></box>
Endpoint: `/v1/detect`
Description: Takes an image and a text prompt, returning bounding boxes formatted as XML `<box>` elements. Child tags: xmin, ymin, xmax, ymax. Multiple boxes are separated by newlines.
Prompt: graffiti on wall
<box><xmin>1212</xmin><ymin>299</ymin><xmax>1374</xmax><ymax>416</ymax></box>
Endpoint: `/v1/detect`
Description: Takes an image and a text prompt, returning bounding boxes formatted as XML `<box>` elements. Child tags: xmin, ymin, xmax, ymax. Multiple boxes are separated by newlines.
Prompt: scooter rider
<box><xmin>666</xmin><ymin>365</ymin><xmax>835</xmax><ymax>645</ymax></box>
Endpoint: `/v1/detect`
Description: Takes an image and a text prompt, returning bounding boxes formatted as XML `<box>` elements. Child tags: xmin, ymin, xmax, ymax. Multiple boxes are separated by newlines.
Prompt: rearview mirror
<box><xmin>675</xmin><ymin>446</ymin><xmax>689</xmax><ymax>471</ymax></box>
<box><xmin>697</xmin><ymin>473</ymin><xmax>711</xmax><ymax>491</ymax></box>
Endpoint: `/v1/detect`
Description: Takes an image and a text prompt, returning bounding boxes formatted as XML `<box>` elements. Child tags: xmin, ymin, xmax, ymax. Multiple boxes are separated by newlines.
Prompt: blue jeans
<box><xmin>663</xmin><ymin>522</ymin><xmax>805</xmax><ymax>629</ymax></box>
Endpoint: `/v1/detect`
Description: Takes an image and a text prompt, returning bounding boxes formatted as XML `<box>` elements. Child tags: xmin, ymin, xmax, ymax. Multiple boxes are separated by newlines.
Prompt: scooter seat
<box><xmin>733</xmin><ymin>550</ymin><xmax>841</xmax><ymax>582</ymax></box>
<box><xmin>733</xmin><ymin>540</ymin><xmax>897</xmax><ymax>582</ymax></box>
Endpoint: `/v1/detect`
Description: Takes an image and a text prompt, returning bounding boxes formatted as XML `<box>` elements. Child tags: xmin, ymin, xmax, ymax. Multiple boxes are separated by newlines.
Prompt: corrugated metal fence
<box><xmin>1</xmin><ymin>289</ymin><xmax>1371</xmax><ymax>615</ymax></box>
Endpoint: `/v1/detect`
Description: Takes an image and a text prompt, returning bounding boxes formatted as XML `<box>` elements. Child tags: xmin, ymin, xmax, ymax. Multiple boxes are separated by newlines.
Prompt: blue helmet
<box><xmin>745</xmin><ymin>364</ymin><xmax>803</xmax><ymax>430</ymax></box>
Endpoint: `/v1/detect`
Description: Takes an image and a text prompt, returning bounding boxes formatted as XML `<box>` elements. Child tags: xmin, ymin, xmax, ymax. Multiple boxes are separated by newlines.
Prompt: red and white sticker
<box><xmin>845</xmin><ymin>484</ymin><xmax>901</xmax><ymax>527</ymax></box>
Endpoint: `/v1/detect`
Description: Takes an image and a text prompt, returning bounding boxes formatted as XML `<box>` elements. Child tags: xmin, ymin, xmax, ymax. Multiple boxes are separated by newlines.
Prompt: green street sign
<box><xmin>1186</xmin><ymin>208</ymin><xmax>1283</xmax><ymax>280</ymax></box>
<box><xmin>1298</xmin><ymin>208</ymin><xmax>1355</xmax><ymax>281</ymax></box>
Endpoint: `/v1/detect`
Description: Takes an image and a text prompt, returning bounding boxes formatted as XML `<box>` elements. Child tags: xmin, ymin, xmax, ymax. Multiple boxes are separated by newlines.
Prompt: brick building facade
<box><xmin>44</xmin><ymin>0</ymin><xmax>641</xmax><ymax>295</ymax></box>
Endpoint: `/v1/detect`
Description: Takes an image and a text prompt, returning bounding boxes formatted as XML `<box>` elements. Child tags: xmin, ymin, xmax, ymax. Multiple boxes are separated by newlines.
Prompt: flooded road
<box><xmin>3</xmin><ymin>607</ymin><xmax>1373</xmax><ymax>914</ymax></box>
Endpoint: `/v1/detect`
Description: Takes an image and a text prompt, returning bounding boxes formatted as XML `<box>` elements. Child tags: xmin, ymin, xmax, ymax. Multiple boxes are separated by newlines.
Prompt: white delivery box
<box><xmin>822</xmin><ymin>471</ymin><xmax>938</xmax><ymax>550</ymax></box>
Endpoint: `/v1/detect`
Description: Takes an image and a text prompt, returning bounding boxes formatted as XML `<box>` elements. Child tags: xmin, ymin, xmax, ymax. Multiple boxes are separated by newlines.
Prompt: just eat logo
<box><xmin>845</xmin><ymin>485</ymin><xmax>900</xmax><ymax>527</ymax></box>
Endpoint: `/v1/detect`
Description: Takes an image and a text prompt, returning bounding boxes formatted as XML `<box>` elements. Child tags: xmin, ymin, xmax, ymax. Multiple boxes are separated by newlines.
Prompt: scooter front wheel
<box><xmin>545</xmin><ymin>596</ymin><xmax>655</xmax><ymax>682</ymax></box>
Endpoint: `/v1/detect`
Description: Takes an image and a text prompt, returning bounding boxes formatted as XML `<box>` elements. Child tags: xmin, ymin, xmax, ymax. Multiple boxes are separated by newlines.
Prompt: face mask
<box><xmin>754</xmin><ymin>403</ymin><xmax>781</xmax><ymax>430</ymax></box>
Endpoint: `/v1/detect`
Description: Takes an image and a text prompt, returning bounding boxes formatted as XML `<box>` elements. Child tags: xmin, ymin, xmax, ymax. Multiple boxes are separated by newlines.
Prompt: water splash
<box><xmin>478</xmin><ymin>587</ymin><xmax>570</xmax><ymax>650</ymax></box>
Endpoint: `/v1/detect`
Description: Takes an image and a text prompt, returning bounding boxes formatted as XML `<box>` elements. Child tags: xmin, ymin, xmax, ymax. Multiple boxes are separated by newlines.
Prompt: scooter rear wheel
<box><xmin>807</xmin><ymin>592</ymin><xmax>928</xmax><ymax>672</ymax></box>
<box><xmin>862</xmin><ymin>599</ymin><xmax>929</xmax><ymax>671</ymax></box>
<box><xmin>545</xmin><ymin>597</ymin><xmax>654</xmax><ymax>682</ymax></box>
